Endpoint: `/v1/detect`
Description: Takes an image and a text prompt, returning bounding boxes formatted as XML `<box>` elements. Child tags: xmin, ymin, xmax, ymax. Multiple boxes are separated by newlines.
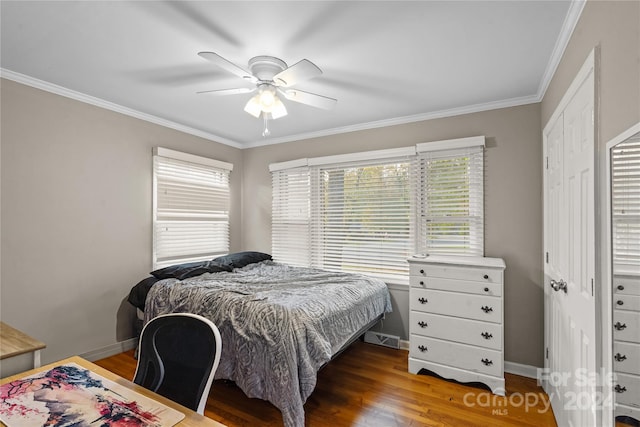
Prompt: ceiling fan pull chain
<box><xmin>262</xmin><ymin>114</ymin><xmax>271</xmax><ymax>137</ymax></box>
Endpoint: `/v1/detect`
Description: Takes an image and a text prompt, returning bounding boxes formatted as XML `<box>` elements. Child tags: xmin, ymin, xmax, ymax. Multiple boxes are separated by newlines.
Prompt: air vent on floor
<box><xmin>364</xmin><ymin>331</ymin><xmax>400</xmax><ymax>349</ymax></box>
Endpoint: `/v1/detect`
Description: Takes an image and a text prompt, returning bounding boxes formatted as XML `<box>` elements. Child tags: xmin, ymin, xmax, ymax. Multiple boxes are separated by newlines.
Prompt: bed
<box><xmin>128</xmin><ymin>253</ymin><xmax>392</xmax><ymax>427</ymax></box>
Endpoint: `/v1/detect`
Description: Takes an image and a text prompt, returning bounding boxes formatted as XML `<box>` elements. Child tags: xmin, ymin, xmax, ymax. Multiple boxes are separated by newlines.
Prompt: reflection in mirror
<box><xmin>611</xmin><ymin>132</ymin><xmax>640</xmax><ymax>427</ymax></box>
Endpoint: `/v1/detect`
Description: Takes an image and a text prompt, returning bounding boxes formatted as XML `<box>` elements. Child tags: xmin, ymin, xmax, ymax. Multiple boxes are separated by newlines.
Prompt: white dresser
<box><xmin>613</xmin><ymin>274</ymin><xmax>640</xmax><ymax>423</ymax></box>
<box><xmin>407</xmin><ymin>255</ymin><xmax>506</xmax><ymax>395</ymax></box>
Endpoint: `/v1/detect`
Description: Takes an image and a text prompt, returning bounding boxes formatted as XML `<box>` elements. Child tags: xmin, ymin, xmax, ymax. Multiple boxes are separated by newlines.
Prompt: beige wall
<box><xmin>540</xmin><ymin>0</ymin><xmax>640</xmax><ymax>380</ymax></box>
<box><xmin>242</xmin><ymin>103</ymin><xmax>546</xmax><ymax>367</ymax></box>
<box><xmin>0</xmin><ymin>79</ymin><xmax>243</xmax><ymax>375</ymax></box>
<box><xmin>2</xmin><ymin>0</ymin><xmax>636</xmax><ymax>375</ymax></box>
<box><xmin>542</xmin><ymin>0</ymin><xmax>640</xmax><ymax>144</ymax></box>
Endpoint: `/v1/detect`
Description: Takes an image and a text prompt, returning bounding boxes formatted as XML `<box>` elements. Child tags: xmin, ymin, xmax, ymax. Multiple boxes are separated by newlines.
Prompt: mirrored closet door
<box><xmin>610</xmin><ymin>128</ymin><xmax>640</xmax><ymax>426</ymax></box>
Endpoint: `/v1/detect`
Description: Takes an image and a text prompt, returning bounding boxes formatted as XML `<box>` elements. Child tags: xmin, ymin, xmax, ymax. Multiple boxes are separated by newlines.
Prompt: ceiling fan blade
<box><xmin>197</xmin><ymin>87</ymin><xmax>255</xmax><ymax>96</ymax></box>
<box><xmin>198</xmin><ymin>51</ymin><xmax>257</xmax><ymax>82</ymax></box>
<box><xmin>273</xmin><ymin>59</ymin><xmax>322</xmax><ymax>87</ymax></box>
<box><xmin>279</xmin><ymin>88</ymin><xmax>337</xmax><ymax>110</ymax></box>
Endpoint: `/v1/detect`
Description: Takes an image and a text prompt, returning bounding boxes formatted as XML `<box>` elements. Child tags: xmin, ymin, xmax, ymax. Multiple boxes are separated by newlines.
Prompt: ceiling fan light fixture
<box><xmin>271</xmin><ymin>97</ymin><xmax>287</xmax><ymax>119</ymax></box>
<box><xmin>244</xmin><ymin>84</ymin><xmax>287</xmax><ymax>120</ymax></box>
<box><xmin>244</xmin><ymin>95</ymin><xmax>262</xmax><ymax>118</ymax></box>
<box><xmin>199</xmin><ymin>52</ymin><xmax>334</xmax><ymax>133</ymax></box>
<box><xmin>258</xmin><ymin>86</ymin><xmax>277</xmax><ymax>111</ymax></box>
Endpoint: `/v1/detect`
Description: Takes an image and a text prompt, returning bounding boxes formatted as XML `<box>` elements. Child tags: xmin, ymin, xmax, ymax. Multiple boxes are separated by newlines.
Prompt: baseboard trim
<box><xmin>80</xmin><ymin>338</ymin><xmax>137</xmax><ymax>362</ymax></box>
<box><xmin>504</xmin><ymin>360</ymin><xmax>539</xmax><ymax>379</ymax></box>
<box><xmin>79</xmin><ymin>337</ymin><xmax>539</xmax><ymax>380</ymax></box>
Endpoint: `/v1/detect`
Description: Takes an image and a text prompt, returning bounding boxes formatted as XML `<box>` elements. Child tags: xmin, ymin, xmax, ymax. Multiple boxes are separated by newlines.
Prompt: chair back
<box><xmin>133</xmin><ymin>313</ymin><xmax>222</xmax><ymax>415</ymax></box>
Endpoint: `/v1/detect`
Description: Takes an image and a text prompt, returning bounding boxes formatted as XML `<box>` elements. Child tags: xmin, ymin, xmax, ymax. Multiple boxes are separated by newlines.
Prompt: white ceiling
<box><xmin>1</xmin><ymin>1</ymin><xmax>579</xmax><ymax>148</ymax></box>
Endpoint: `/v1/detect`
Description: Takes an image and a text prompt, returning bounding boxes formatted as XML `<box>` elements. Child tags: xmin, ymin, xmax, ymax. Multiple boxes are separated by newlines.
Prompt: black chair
<box><xmin>133</xmin><ymin>313</ymin><xmax>222</xmax><ymax>415</ymax></box>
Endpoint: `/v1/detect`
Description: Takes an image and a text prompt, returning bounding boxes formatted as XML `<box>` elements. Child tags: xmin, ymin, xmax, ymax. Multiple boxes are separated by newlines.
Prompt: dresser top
<box><xmin>408</xmin><ymin>255</ymin><xmax>506</xmax><ymax>269</ymax></box>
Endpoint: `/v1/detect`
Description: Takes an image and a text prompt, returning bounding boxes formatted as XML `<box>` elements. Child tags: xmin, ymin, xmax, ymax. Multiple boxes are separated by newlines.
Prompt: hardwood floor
<box><xmin>94</xmin><ymin>341</ymin><xmax>557</xmax><ymax>426</ymax></box>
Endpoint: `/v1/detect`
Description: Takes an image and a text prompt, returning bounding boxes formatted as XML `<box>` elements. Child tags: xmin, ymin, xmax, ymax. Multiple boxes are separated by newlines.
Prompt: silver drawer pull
<box><xmin>481</xmin><ymin>358</ymin><xmax>493</xmax><ymax>366</ymax></box>
<box><xmin>614</xmin><ymin>322</ymin><xmax>627</xmax><ymax>331</ymax></box>
<box><xmin>418</xmin><ymin>345</ymin><xmax>428</xmax><ymax>352</ymax></box>
<box><xmin>614</xmin><ymin>353</ymin><xmax>627</xmax><ymax>362</ymax></box>
<box><xmin>615</xmin><ymin>385</ymin><xmax>627</xmax><ymax>393</ymax></box>
<box><xmin>481</xmin><ymin>332</ymin><xmax>493</xmax><ymax>340</ymax></box>
<box><xmin>481</xmin><ymin>305</ymin><xmax>493</xmax><ymax>313</ymax></box>
<box><xmin>418</xmin><ymin>297</ymin><xmax>428</xmax><ymax>304</ymax></box>
<box><xmin>418</xmin><ymin>321</ymin><xmax>428</xmax><ymax>328</ymax></box>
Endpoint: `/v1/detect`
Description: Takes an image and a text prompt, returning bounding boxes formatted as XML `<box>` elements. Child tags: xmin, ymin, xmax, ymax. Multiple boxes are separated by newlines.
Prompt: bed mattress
<box><xmin>144</xmin><ymin>260</ymin><xmax>392</xmax><ymax>427</ymax></box>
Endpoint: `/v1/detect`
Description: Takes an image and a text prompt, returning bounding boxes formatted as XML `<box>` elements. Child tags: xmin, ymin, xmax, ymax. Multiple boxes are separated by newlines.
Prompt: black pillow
<box><xmin>150</xmin><ymin>260</ymin><xmax>231</xmax><ymax>280</ymax></box>
<box><xmin>127</xmin><ymin>276</ymin><xmax>159</xmax><ymax>310</ymax></box>
<box><xmin>213</xmin><ymin>251</ymin><xmax>272</xmax><ymax>269</ymax></box>
<box><xmin>175</xmin><ymin>262</ymin><xmax>231</xmax><ymax>280</ymax></box>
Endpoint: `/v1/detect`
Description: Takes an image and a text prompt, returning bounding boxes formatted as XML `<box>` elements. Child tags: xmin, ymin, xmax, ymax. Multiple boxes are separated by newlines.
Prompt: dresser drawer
<box><xmin>614</xmin><ymin>311</ymin><xmax>640</xmax><ymax>342</ymax></box>
<box><xmin>410</xmin><ymin>288</ymin><xmax>501</xmax><ymax>323</ymax></box>
<box><xmin>410</xmin><ymin>263</ymin><xmax>503</xmax><ymax>284</ymax></box>
<box><xmin>613</xmin><ymin>295</ymin><xmax>640</xmax><ymax>312</ymax></box>
<box><xmin>614</xmin><ymin>341</ymin><xmax>640</xmax><ymax>376</ymax></box>
<box><xmin>410</xmin><ymin>335</ymin><xmax>502</xmax><ymax>377</ymax></box>
<box><xmin>613</xmin><ymin>277</ymin><xmax>640</xmax><ymax>296</ymax></box>
<box><xmin>410</xmin><ymin>311</ymin><xmax>502</xmax><ymax>350</ymax></box>
<box><xmin>410</xmin><ymin>276</ymin><xmax>502</xmax><ymax>297</ymax></box>
<box><xmin>615</xmin><ymin>403</ymin><xmax>640</xmax><ymax>423</ymax></box>
<box><xmin>615</xmin><ymin>372</ymin><xmax>640</xmax><ymax>408</ymax></box>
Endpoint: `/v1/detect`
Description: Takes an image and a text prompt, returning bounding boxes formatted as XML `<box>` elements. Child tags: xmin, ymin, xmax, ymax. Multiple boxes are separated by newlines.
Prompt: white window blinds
<box><xmin>612</xmin><ymin>136</ymin><xmax>640</xmax><ymax>273</ymax></box>
<box><xmin>311</xmin><ymin>158</ymin><xmax>413</xmax><ymax>282</ymax></box>
<box><xmin>415</xmin><ymin>142</ymin><xmax>484</xmax><ymax>256</ymax></box>
<box><xmin>270</xmin><ymin>137</ymin><xmax>485</xmax><ymax>283</ymax></box>
<box><xmin>153</xmin><ymin>148</ymin><xmax>232</xmax><ymax>269</ymax></box>
<box><xmin>271</xmin><ymin>166</ymin><xmax>311</xmax><ymax>267</ymax></box>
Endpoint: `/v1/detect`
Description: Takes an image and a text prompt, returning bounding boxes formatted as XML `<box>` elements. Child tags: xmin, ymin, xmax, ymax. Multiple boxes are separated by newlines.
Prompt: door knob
<box><xmin>550</xmin><ymin>279</ymin><xmax>568</xmax><ymax>293</ymax></box>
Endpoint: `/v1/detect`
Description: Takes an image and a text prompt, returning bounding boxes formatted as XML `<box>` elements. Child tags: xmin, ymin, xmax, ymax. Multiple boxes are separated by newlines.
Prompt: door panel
<box><xmin>544</xmin><ymin>65</ymin><xmax>596</xmax><ymax>426</ymax></box>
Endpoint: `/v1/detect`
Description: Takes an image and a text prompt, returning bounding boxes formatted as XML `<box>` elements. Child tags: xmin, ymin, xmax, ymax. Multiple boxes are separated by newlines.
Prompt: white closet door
<box><xmin>544</xmin><ymin>55</ymin><xmax>596</xmax><ymax>427</ymax></box>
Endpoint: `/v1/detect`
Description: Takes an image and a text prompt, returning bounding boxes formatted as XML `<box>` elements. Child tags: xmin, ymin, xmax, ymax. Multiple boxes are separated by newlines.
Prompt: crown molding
<box><xmin>536</xmin><ymin>0</ymin><xmax>586</xmax><ymax>101</ymax></box>
<box><xmin>245</xmin><ymin>94</ymin><xmax>539</xmax><ymax>148</ymax></box>
<box><xmin>0</xmin><ymin>68</ymin><xmax>244</xmax><ymax>149</ymax></box>
<box><xmin>3</xmin><ymin>0</ymin><xmax>585</xmax><ymax>152</ymax></box>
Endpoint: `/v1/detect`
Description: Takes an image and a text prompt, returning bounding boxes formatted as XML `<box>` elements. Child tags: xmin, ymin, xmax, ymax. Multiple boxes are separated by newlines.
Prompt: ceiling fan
<box><xmin>197</xmin><ymin>52</ymin><xmax>337</xmax><ymax>136</ymax></box>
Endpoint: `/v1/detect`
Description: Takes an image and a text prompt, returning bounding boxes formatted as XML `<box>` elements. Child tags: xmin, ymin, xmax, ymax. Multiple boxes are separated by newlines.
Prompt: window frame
<box><xmin>415</xmin><ymin>136</ymin><xmax>485</xmax><ymax>257</ymax></box>
<box><xmin>152</xmin><ymin>147</ymin><xmax>233</xmax><ymax>269</ymax></box>
<box><xmin>270</xmin><ymin>137</ymin><xmax>485</xmax><ymax>284</ymax></box>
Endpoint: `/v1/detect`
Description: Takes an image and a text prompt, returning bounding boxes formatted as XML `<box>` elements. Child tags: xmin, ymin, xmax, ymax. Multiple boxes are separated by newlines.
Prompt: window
<box><xmin>611</xmin><ymin>136</ymin><xmax>640</xmax><ymax>274</ymax></box>
<box><xmin>415</xmin><ymin>139</ymin><xmax>484</xmax><ymax>256</ymax></box>
<box><xmin>271</xmin><ymin>137</ymin><xmax>484</xmax><ymax>283</ymax></box>
<box><xmin>271</xmin><ymin>163</ymin><xmax>311</xmax><ymax>267</ymax></box>
<box><xmin>153</xmin><ymin>148</ymin><xmax>233</xmax><ymax>269</ymax></box>
<box><xmin>310</xmin><ymin>157</ymin><xmax>413</xmax><ymax>282</ymax></box>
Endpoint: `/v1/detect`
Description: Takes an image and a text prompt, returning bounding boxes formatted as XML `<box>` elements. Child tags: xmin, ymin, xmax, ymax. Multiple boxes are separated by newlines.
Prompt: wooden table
<box><xmin>0</xmin><ymin>322</ymin><xmax>46</xmax><ymax>368</ymax></box>
<box><xmin>0</xmin><ymin>356</ymin><xmax>227</xmax><ymax>427</ymax></box>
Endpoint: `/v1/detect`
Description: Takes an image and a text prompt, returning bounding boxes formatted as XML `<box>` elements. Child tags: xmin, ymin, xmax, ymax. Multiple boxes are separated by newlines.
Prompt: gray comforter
<box><xmin>144</xmin><ymin>261</ymin><xmax>392</xmax><ymax>427</ymax></box>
